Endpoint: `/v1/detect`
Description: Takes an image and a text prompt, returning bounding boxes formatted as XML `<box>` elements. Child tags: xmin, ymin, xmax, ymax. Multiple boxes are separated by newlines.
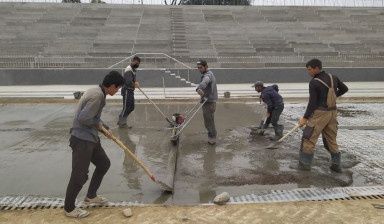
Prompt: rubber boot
<box><xmin>330</xmin><ymin>152</ymin><xmax>342</xmax><ymax>173</ymax></box>
<box><xmin>276</xmin><ymin>124</ymin><xmax>283</xmax><ymax>139</ymax></box>
<box><xmin>298</xmin><ymin>150</ymin><xmax>314</xmax><ymax>171</ymax></box>
<box><xmin>270</xmin><ymin>125</ymin><xmax>284</xmax><ymax>141</ymax></box>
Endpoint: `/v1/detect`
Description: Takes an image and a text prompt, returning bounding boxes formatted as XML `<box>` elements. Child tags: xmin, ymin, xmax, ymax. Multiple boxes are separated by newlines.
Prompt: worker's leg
<box><xmin>64</xmin><ymin>136</ymin><xmax>94</xmax><ymax>212</ymax></box>
<box><xmin>270</xmin><ymin>104</ymin><xmax>284</xmax><ymax>139</ymax></box>
<box><xmin>299</xmin><ymin>110</ymin><xmax>330</xmax><ymax>170</ymax></box>
<box><xmin>202</xmin><ymin>102</ymin><xmax>217</xmax><ymax>143</ymax></box>
<box><xmin>322</xmin><ymin>110</ymin><xmax>341</xmax><ymax>172</ymax></box>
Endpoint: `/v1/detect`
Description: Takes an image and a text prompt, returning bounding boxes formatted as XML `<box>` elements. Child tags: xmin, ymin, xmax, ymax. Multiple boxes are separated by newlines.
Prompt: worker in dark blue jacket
<box><xmin>253</xmin><ymin>81</ymin><xmax>284</xmax><ymax>140</ymax></box>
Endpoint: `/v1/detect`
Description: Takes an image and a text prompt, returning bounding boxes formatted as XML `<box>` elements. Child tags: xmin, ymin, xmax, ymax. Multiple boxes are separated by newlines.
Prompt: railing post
<box><xmin>162</xmin><ymin>76</ymin><xmax>166</xmax><ymax>99</ymax></box>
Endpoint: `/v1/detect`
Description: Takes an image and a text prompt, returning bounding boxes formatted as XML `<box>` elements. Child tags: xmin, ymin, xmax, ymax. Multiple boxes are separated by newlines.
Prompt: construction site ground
<box><xmin>0</xmin><ymin>98</ymin><xmax>383</xmax><ymax>223</ymax></box>
<box><xmin>1</xmin><ymin>199</ymin><xmax>384</xmax><ymax>224</ymax></box>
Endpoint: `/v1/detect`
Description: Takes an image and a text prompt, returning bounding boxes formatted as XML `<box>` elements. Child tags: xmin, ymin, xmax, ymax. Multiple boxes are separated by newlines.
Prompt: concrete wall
<box><xmin>0</xmin><ymin>68</ymin><xmax>383</xmax><ymax>86</ymax></box>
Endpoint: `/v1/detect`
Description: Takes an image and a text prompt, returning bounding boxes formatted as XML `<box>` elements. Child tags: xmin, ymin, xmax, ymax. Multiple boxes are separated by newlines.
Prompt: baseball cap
<box><xmin>251</xmin><ymin>81</ymin><xmax>264</xmax><ymax>87</ymax></box>
<box><xmin>197</xmin><ymin>59</ymin><xmax>207</xmax><ymax>66</ymax></box>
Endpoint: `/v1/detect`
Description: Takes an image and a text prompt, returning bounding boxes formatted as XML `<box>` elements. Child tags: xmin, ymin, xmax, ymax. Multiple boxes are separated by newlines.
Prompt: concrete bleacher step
<box><xmin>0</xmin><ymin>3</ymin><xmax>383</xmax><ymax>68</ymax></box>
<box><xmin>216</xmin><ymin>52</ymin><xmax>257</xmax><ymax>57</ymax></box>
<box><xmin>250</xmin><ymin>39</ymin><xmax>286</xmax><ymax>45</ymax></box>
<box><xmin>265</xmin><ymin>16</ymin><xmax>297</xmax><ymax>22</ymax></box>
<box><xmin>87</xmin><ymin>52</ymin><xmax>129</xmax><ymax>57</ymax></box>
<box><xmin>218</xmin><ymin>62</ymin><xmax>265</xmax><ymax>68</ymax></box>
<box><xmin>255</xmin><ymin>47</ymin><xmax>294</xmax><ymax>53</ymax></box>
<box><xmin>171</xmin><ymin>7</ymin><xmax>189</xmax><ymax>58</ymax></box>
<box><xmin>300</xmin><ymin>52</ymin><xmax>339</xmax><ymax>56</ymax></box>
<box><xmin>331</xmin><ymin>44</ymin><xmax>372</xmax><ymax>54</ymax></box>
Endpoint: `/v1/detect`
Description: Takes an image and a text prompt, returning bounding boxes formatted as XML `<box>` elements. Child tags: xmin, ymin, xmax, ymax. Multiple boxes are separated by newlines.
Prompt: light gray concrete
<box><xmin>0</xmin><ymin>102</ymin><xmax>383</xmax><ymax>204</ymax></box>
<box><xmin>0</xmin><ymin>3</ymin><xmax>384</xmax><ymax>68</ymax></box>
<box><xmin>0</xmin><ymin>67</ymin><xmax>383</xmax><ymax>86</ymax></box>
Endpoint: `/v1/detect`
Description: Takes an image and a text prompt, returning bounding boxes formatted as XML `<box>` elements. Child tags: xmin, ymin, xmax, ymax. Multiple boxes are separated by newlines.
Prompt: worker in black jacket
<box><xmin>298</xmin><ymin>58</ymin><xmax>348</xmax><ymax>172</ymax></box>
<box><xmin>117</xmin><ymin>56</ymin><xmax>141</xmax><ymax>128</ymax></box>
<box><xmin>253</xmin><ymin>81</ymin><xmax>284</xmax><ymax>140</ymax></box>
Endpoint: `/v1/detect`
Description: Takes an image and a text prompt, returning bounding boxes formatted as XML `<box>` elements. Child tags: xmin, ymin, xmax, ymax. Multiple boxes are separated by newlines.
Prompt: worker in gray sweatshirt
<box><xmin>64</xmin><ymin>71</ymin><xmax>124</xmax><ymax>219</ymax></box>
<box><xmin>196</xmin><ymin>59</ymin><xmax>218</xmax><ymax>145</ymax></box>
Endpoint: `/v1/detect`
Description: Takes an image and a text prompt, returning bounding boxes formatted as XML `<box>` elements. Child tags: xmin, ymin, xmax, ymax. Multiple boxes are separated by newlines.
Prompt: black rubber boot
<box><xmin>298</xmin><ymin>150</ymin><xmax>314</xmax><ymax>171</ymax></box>
<box><xmin>330</xmin><ymin>152</ymin><xmax>342</xmax><ymax>173</ymax></box>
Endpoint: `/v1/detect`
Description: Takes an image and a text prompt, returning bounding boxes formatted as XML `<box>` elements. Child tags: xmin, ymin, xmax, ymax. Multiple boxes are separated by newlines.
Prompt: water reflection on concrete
<box><xmin>0</xmin><ymin>102</ymin><xmax>363</xmax><ymax>204</ymax></box>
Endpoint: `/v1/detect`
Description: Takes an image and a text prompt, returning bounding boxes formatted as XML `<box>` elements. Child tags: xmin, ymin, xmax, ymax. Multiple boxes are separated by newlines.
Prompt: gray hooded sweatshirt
<box><xmin>196</xmin><ymin>70</ymin><xmax>218</xmax><ymax>102</ymax></box>
<box><xmin>70</xmin><ymin>85</ymin><xmax>106</xmax><ymax>143</ymax></box>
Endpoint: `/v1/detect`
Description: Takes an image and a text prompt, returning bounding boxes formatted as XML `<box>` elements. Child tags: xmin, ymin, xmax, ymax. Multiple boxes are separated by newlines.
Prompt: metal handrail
<box><xmin>1</xmin><ymin>54</ymin><xmax>384</xmax><ymax>69</ymax></box>
<box><xmin>0</xmin><ymin>0</ymin><xmax>383</xmax><ymax>7</ymax></box>
<box><xmin>108</xmin><ymin>52</ymin><xmax>193</xmax><ymax>69</ymax></box>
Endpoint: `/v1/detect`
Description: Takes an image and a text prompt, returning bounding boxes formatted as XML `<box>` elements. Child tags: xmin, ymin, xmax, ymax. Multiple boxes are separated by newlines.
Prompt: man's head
<box><xmin>102</xmin><ymin>70</ymin><xmax>124</xmax><ymax>96</ymax></box>
<box><xmin>197</xmin><ymin>59</ymin><xmax>208</xmax><ymax>74</ymax></box>
<box><xmin>131</xmin><ymin>56</ymin><xmax>141</xmax><ymax>70</ymax></box>
<box><xmin>305</xmin><ymin>58</ymin><xmax>322</xmax><ymax>77</ymax></box>
<box><xmin>252</xmin><ymin>81</ymin><xmax>264</xmax><ymax>93</ymax></box>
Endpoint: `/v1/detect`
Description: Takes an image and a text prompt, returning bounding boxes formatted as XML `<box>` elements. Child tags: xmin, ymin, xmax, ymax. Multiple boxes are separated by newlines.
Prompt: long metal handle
<box><xmin>174</xmin><ymin>98</ymin><xmax>207</xmax><ymax>137</ymax></box>
<box><xmin>138</xmin><ymin>87</ymin><xmax>171</xmax><ymax>123</ymax></box>
<box><xmin>101</xmin><ymin>126</ymin><xmax>156</xmax><ymax>182</ymax></box>
<box><xmin>184</xmin><ymin>100</ymin><xmax>201</xmax><ymax>119</ymax></box>
<box><xmin>108</xmin><ymin>53</ymin><xmax>192</xmax><ymax>69</ymax></box>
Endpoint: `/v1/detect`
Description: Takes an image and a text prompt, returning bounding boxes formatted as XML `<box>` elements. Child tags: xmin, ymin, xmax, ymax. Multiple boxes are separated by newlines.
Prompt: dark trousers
<box><xmin>118</xmin><ymin>90</ymin><xmax>135</xmax><ymax>125</ymax></box>
<box><xmin>64</xmin><ymin>136</ymin><xmax>110</xmax><ymax>212</ymax></box>
<box><xmin>264</xmin><ymin>104</ymin><xmax>284</xmax><ymax>136</ymax></box>
<box><xmin>202</xmin><ymin>102</ymin><xmax>217</xmax><ymax>139</ymax></box>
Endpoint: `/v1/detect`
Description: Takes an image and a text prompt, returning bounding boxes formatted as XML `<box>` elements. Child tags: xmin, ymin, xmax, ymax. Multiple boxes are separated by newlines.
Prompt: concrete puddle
<box><xmin>0</xmin><ymin>102</ymin><xmax>377</xmax><ymax>205</ymax></box>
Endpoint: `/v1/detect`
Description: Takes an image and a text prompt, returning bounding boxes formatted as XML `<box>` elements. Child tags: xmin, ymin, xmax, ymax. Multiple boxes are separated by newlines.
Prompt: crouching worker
<box><xmin>298</xmin><ymin>59</ymin><xmax>348</xmax><ymax>172</ymax></box>
<box><xmin>64</xmin><ymin>71</ymin><xmax>124</xmax><ymax>218</ymax></box>
<box><xmin>253</xmin><ymin>81</ymin><xmax>284</xmax><ymax>140</ymax></box>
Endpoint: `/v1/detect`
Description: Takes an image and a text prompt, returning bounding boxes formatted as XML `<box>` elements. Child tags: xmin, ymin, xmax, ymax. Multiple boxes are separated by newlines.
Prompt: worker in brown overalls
<box><xmin>298</xmin><ymin>59</ymin><xmax>348</xmax><ymax>172</ymax></box>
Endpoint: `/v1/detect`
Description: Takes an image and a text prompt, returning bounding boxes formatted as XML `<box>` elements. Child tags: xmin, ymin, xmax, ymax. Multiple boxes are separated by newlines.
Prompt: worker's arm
<box><xmin>303</xmin><ymin>80</ymin><xmax>318</xmax><ymax>119</ymax></box>
<box><xmin>196</xmin><ymin>75</ymin><xmax>211</xmax><ymax>91</ymax></box>
<box><xmin>335</xmin><ymin>76</ymin><xmax>348</xmax><ymax>97</ymax></box>
<box><xmin>97</xmin><ymin>122</ymin><xmax>112</xmax><ymax>139</ymax></box>
<box><xmin>261</xmin><ymin>92</ymin><xmax>274</xmax><ymax>115</ymax></box>
<box><xmin>123</xmin><ymin>70</ymin><xmax>135</xmax><ymax>89</ymax></box>
<box><xmin>300</xmin><ymin>80</ymin><xmax>319</xmax><ymax>126</ymax></box>
<box><xmin>77</xmin><ymin>96</ymin><xmax>102</xmax><ymax>128</ymax></box>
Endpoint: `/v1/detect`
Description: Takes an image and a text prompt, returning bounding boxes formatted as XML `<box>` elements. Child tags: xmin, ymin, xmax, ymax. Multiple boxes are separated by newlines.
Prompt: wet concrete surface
<box><xmin>0</xmin><ymin>102</ymin><xmax>382</xmax><ymax>204</ymax></box>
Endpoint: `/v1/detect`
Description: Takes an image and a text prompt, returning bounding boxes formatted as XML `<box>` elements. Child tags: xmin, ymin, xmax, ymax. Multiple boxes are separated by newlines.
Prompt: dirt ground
<box><xmin>1</xmin><ymin>199</ymin><xmax>383</xmax><ymax>224</ymax></box>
